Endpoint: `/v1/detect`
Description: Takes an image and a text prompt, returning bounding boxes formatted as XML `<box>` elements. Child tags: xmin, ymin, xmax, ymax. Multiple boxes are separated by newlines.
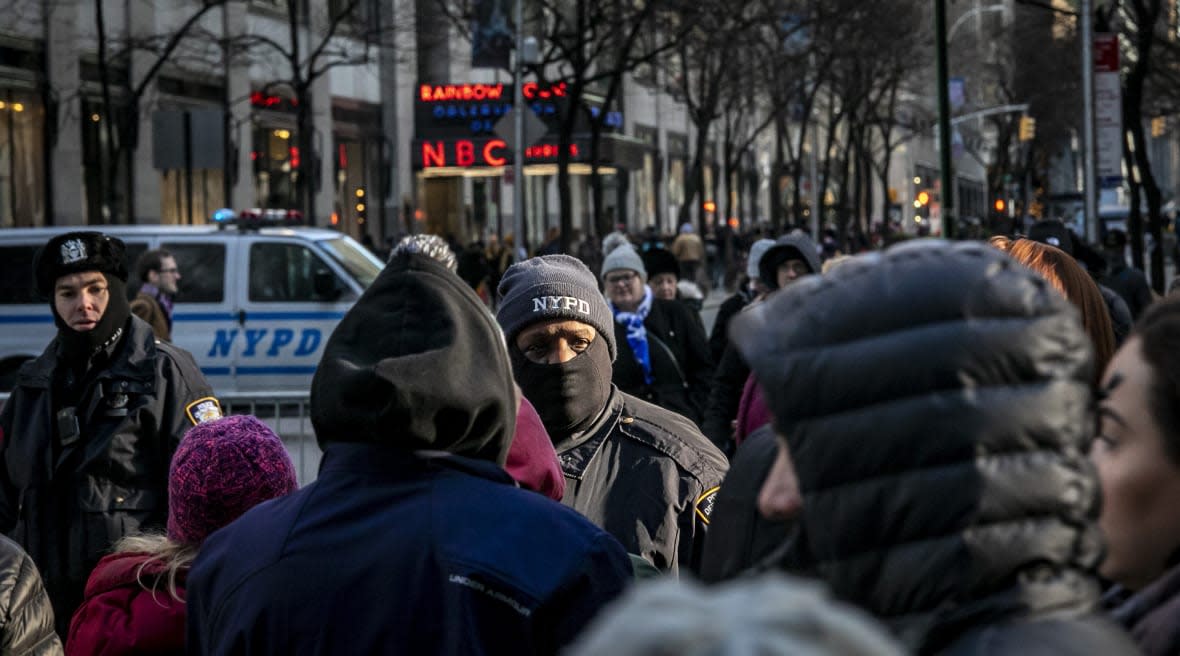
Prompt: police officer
<box><xmin>496</xmin><ymin>255</ymin><xmax>728</xmax><ymax>573</ymax></box>
<box><xmin>0</xmin><ymin>231</ymin><xmax>219</xmax><ymax>637</ymax></box>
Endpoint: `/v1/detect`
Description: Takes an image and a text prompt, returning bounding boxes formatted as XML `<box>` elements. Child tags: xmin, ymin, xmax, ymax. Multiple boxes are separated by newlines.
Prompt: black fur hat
<box><xmin>34</xmin><ymin>232</ymin><xmax>128</xmax><ymax>295</ymax></box>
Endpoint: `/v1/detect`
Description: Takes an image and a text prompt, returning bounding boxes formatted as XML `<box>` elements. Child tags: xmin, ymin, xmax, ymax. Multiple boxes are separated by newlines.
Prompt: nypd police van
<box><xmin>0</xmin><ymin>217</ymin><xmax>383</xmax><ymax>393</ymax></box>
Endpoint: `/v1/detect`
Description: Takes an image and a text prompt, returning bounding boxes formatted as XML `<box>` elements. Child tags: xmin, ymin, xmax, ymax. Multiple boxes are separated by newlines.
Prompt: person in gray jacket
<box><xmin>497</xmin><ymin>255</ymin><xmax>728</xmax><ymax>574</ymax></box>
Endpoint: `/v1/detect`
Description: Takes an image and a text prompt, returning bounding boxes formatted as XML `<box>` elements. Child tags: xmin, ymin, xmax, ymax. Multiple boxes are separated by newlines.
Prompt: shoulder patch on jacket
<box><xmin>185</xmin><ymin>397</ymin><xmax>223</xmax><ymax>425</ymax></box>
<box><xmin>695</xmin><ymin>486</ymin><xmax>720</xmax><ymax>525</ymax></box>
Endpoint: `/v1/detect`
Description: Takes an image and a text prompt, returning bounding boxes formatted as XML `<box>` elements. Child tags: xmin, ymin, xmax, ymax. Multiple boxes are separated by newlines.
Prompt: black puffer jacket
<box><xmin>0</xmin><ymin>317</ymin><xmax>214</xmax><ymax>637</ymax></box>
<box><xmin>731</xmin><ymin>240</ymin><xmax>1138</xmax><ymax>655</ymax></box>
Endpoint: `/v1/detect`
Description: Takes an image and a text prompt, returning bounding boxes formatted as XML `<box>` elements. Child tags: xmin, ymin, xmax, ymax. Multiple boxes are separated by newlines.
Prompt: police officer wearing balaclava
<box><xmin>497</xmin><ymin>255</ymin><xmax>728</xmax><ymax>574</ymax></box>
<box><xmin>0</xmin><ymin>231</ymin><xmax>217</xmax><ymax>638</ymax></box>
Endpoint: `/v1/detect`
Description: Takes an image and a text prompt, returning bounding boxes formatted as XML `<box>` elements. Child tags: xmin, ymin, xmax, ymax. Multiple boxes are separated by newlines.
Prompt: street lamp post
<box><xmin>513</xmin><ymin>0</ymin><xmax>525</xmax><ymax>261</ymax></box>
<box><xmin>935</xmin><ymin>0</ymin><xmax>955</xmax><ymax>239</ymax></box>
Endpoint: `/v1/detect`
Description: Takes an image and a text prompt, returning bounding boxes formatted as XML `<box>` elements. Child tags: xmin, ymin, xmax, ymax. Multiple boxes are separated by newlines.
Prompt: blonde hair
<box><xmin>111</xmin><ymin>533</ymin><xmax>198</xmax><ymax>602</ymax></box>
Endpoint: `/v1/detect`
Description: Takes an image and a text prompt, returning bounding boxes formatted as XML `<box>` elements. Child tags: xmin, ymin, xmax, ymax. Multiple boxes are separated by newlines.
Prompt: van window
<box><xmin>161</xmin><ymin>242</ymin><xmax>225</xmax><ymax>303</ymax></box>
<box><xmin>249</xmin><ymin>242</ymin><xmax>349</xmax><ymax>302</ymax></box>
<box><xmin>0</xmin><ymin>245</ymin><xmax>43</xmax><ymax>304</ymax></box>
<box><xmin>318</xmin><ymin>237</ymin><xmax>382</xmax><ymax>289</ymax></box>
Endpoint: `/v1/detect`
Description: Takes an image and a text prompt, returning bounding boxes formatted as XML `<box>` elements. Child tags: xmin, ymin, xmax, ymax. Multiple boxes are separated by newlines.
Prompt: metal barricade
<box><xmin>0</xmin><ymin>391</ymin><xmax>322</xmax><ymax>486</ymax></box>
<box><xmin>218</xmin><ymin>391</ymin><xmax>321</xmax><ymax>485</ymax></box>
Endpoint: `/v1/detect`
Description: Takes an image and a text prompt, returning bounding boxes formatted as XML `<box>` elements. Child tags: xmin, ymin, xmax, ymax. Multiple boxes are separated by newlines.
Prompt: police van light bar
<box><xmin>212</xmin><ymin>208</ymin><xmax>306</xmax><ymax>227</ymax></box>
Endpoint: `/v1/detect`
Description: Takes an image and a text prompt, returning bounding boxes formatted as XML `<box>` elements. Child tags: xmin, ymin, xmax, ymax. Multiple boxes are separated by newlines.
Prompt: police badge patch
<box><xmin>60</xmin><ymin>239</ymin><xmax>87</xmax><ymax>264</ymax></box>
<box><xmin>695</xmin><ymin>486</ymin><xmax>720</xmax><ymax>525</ymax></box>
<box><xmin>185</xmin><ymin>397</ymin><xmax>224</xmax><ymax>425</ymax></box>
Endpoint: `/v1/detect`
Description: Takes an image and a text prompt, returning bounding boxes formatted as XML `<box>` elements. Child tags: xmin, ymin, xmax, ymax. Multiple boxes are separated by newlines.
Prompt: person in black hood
<box><xmin>0</xmin><ymin>231</ymin><xmax>217</xmax><ymax>639</ymax></box>
<box><xmin>497</xmin><ymin>255</ymin><xmax>728</xmax><ymax>574</ymax></box>
<box><xmin>702</xmin><ymin>232</ymin><xmax>820</xmax><ymax>453</ymax></box>
<box><xmin>729</xmin><ymin>240</ymin><xmax>1138</xmax><ymax>654</ymax></box>
<box><xmin>186</xmin><ymin>251</ymin><xmax>632</xmax><ymax>655</ymax></box>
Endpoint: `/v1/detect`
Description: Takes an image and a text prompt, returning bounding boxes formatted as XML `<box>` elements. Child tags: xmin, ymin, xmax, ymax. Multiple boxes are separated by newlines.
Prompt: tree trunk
<box><xmin>1124</xmin><ymin>0</ymin><xmax>1166</xmax><ymax>290</ymax></box>
<box><xmin>771</xmin><ymin>117</ymin><xmax>785</xmax><ymax>231</ymax></box>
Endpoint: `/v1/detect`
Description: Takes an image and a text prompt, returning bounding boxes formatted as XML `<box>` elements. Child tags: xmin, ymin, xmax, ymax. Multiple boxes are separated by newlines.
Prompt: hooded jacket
<box><xmin>758</xmin><ymin>233</ymin><xmax>821</xmax><ymax>291</ymax></box>
<box><xmin>731</xmin><ymin>241</ymin><xmax>1137</xmax><ymax>654</ymax></box>
<box><xmin>186</xmin><ymin>254</ymin><xmax>632</xmax><ymax>655</ymax></box>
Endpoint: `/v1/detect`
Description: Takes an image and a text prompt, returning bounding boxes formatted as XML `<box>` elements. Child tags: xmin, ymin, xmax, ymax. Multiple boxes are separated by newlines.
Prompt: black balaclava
<box><xmin>54</xmin><ymin>274</ymin><xmax>131</xmax><ymax>360</ymax></box>
<box><xmin>510</xmin><ymin>335</ymin><xmax>613</xmax><ymax>441</ymax></box>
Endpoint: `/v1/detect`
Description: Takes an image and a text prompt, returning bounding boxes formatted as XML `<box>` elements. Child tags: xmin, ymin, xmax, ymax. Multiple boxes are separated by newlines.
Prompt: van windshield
<box><xmin>319</xmin><ymin>237</ymin><xmax>383</xmax><ymax>288</ymax></box>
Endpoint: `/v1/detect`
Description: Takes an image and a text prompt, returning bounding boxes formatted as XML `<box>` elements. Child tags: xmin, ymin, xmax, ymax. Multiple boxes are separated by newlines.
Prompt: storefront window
<box><xmin>332</xmin><ymin>137</ymin><xmax>377</xmax><ymax>239</ymax></box>
<box><xmin>253</xmin><ymin>124</ymin><xmax>299</xmax><ymax>209</ymax></box>
<box><xmin>0</xmin><ymin>90</ymin><xmax>45</xmax><ymax>227</ymax></box>
<box><xmin>160</xmin><ymin>168</ymin><xmax>225</xmax><ymax>224</ymax></box>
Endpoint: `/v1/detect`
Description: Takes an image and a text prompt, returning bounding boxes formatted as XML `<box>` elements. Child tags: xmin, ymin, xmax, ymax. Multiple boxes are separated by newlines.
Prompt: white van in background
<box><xmin>0</xmin><ymin>222</ymin><xmax>383</xmax><ymax>393</ymax></box>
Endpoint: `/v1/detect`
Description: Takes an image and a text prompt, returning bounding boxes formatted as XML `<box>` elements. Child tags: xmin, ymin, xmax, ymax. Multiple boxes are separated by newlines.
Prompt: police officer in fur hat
<box><xmin>0</xmin><ymin>231</ymin><xmax>217</xmax><ymax>638</ymax></box>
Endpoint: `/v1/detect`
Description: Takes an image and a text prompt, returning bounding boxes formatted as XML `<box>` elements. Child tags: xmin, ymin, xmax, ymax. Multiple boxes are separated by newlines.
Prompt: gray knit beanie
<box><xmin>601</xmin><ymin>245</ymin><xmax>647</xmax><ymax>283</ymax></box>
<box><xmin>496</xmin><ymin>255</ymin><xmax>617</xmax><ymax>361</ymax></box>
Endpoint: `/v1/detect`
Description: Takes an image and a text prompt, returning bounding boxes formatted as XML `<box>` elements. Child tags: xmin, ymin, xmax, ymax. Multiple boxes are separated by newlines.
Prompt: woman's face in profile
<box><xmin>1092</xmin><ymin>337</ymin><xmax>1180</xmax><ymax>590</ymax></box>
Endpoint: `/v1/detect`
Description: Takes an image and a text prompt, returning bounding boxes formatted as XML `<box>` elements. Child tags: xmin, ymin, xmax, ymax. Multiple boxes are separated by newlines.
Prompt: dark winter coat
<box><xmin>187</xmin><ymin>252</ymin><xmax>633</xmax><ymax>655</ymax></box>
<box><xmin>187</xmin><ymin>445</ymin><xmax>632</xmax><ymax>656</ymax></box>
<box><xmin>611</xmin><ymin>298</ymin><xmax>713</xmax><ymax>425</ymax></box>
<box><xmin>0</xmin><ymin>535</ymin><xmax>60</xmax><ymax>655</ymax></box>
<box><xmin>708</xmin><ymin>290</ymin><xmax>752</xmax><ymax>365</ymax></box>
<box><xmin>698</xmin><ymin>426</ymin><xmax>792</xmax><ymax>584</ymax></box>
<box><xmin>555</xmin><ymin>387</ymin><xmax>728</xmax><ymax>574</ymax></box>
<box><xmin>66</xmin><ymin>551</ymin><xmax>186</xmax><ymax>655</ymax></box>
<box><xmin>0</xmin><ymin>317</ymin><xmax>214</xmax><ymax>637</ymax></box>
<box><xmin>731</xmin><ymin>240</ymin><xmax>1139</xmax><ymax>655</ymax></box>
<box><xmin>1102</xmin><ymin>261</ymin><xmax>1154</xmax><ymax>320</ymax></box>
<box><xmin>1106</xmin><ymin>562</ymin><xmax>1180</xmax><ymax>656</ymax></box>
<box><xmin>701</xmin><ymin>342</ymin><xmax>750</xmax><ymax>454</ymax></box>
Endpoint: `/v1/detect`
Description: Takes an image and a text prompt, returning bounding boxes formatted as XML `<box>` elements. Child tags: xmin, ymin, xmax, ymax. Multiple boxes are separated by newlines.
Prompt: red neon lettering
<box><xmin>456</xmin><ymin>140</ymin><xmax>475</xmax><ymax>166</ymax></box>
<box><xmin>522</xmin><ymin>82</ymin><xmax>567</xmax><ymax>101</ymax></box>
<box><xmin>525</xmin><ymin>143</ymin><xmax>578</xmax><ymax>159</ymax></box>
<box><xmin>422</xmin><ymin>141</ymin><xmax>446</xmax><ymax>167</ymax></box>
<box><xmin>420</xmin><ymin>84</ymin><xmax>506</xmax><ymax>102</ymax></box>
<box><xmin>484</xmin><ymin>139</ymin><xmax>507</xmax><ymax>166</ymax></box>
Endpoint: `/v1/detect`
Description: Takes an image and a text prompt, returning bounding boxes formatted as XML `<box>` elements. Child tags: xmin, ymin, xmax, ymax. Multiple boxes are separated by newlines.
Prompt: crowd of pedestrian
<box><xmin>1</xmin><ymin>217</ymin><xmax>1179</xmax><ymax>654</ymax></box>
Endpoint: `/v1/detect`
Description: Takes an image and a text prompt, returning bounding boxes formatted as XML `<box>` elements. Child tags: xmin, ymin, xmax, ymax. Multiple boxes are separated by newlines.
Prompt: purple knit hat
<box><xmin>166</xmin><ymin>415</ymin><xmax>298</xmax><ymax>545</ymax></box>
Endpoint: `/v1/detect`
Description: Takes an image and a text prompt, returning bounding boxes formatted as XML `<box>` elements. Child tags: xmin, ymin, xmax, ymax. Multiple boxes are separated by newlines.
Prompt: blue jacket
<box><xmin>186</xmin><ymin>443</ymin><xmax>632</xmax><ymax>655</ymax></box>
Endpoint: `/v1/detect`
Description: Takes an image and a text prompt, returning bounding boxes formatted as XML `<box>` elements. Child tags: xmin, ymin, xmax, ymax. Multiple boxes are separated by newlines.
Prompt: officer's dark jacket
<box><xmin>0</xmin><ymin>316</ymin><xmax>213</xmax><ymax>630</ymax></box>
<box><xmin>610</xmin><ymin>298</ymin><xmax>713</xmax><ymax>426</ymax></box>
<box><xmin>555</xmin><ymin>386</ymin><xmax>728</xmax><ymax>574</ymax></box>
<box><xmin>731</xmin><ymin>241</ymin><xmax>1138</xmax><ymax>655</ymax></box>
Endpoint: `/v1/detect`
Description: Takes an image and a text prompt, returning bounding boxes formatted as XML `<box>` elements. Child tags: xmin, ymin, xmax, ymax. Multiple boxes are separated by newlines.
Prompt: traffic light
<box><xmin>994</xmin><ymin>198</ymin><xmax>1006</xmax><ymax>213</ymax></box>
<box><xmin>1018</xmin><ymin>116</ymin><xmax>1036</xmax><ymax>142</ymax></box>
<box><xmin>1152</xmin><ymin>116</ymin><xmax>1167</xmax><ymax>138</ymax></box>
